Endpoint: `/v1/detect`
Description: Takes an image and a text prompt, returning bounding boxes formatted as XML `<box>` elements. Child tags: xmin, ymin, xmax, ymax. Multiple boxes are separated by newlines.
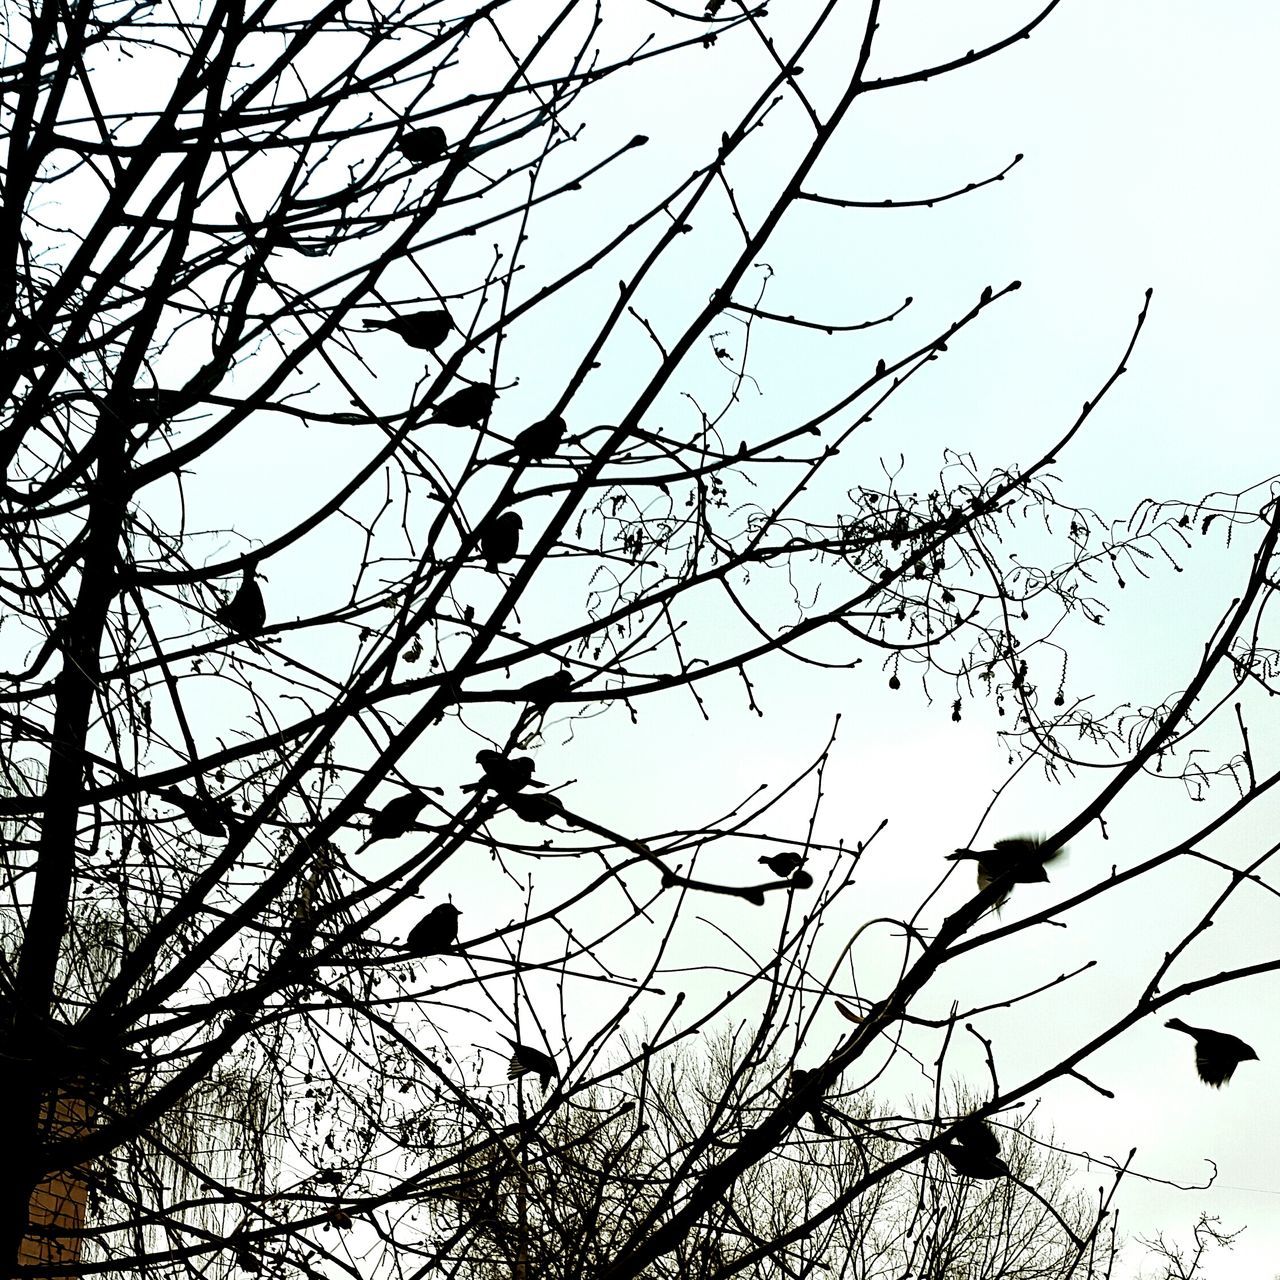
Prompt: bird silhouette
<box><xmin>512</xmin><ymin>415</ymin><xmax>566</xmax><ymax>460</ymax></box>
<box><xmin>405</xmin><ymin>903</ymin><xmax>460</xmax><ymax>955</ymax></box>
<box><xmin>216</xmin><ymin>566</ymin><xmax>266</xmax><ymax>637</ymax></box>
<box><xmin>505</xmin><ymin>791</ymin><xmax>567</xmax><ymax>825</ymax></box>
<box><xmin>367</xmin><ymin>790</ymin><xmax>428</xmax><ymax>843</ymax></box>
<box><xmin>505</xmin><ymin>1038</ymin><xmax>559</xmax><ymax>1091</ymax></box>
<box><xmin>116</xmin><ymin>386</ymin><xmax>197</xmax><ymax>424</ymax></box>
<box><xmin>517</xmin><ymin>669</ymin><xmax>574</xmax><ymax>706</ymax></box>
<box><xmin>1166</xmin><ymin>1017</ymin><xmax>1258</xmax><ymax>1087</ymax></box>
<box><xmin>759</xmin><ymin>852</ymin><xmax>805</xmax><ymax>877</ymax></box>
<box><xmin>953</xmin><ymin>1115</ymin><xmax>1001</xmax><ymax>1158</ymax></box>
<box><xmin>480</xmin><ymin>510</ymin><xmax>522</xmax><ymax>572</ymax></box>
<box><xmin>940</xmin><ymin>1115</ymin><xmax>1009</xmax><ymax>1178</ymax></box>
<box><xmin>399</xmin><ymin>126</ymin><xmax>447</xmax><ymax>165</ymax></box>
<box><xmin>363</xmin><ymin>309</ymin><xmax>452</xmax><ymax>352</ymax></box>
<box><xmin>161</xmin><ymin>788</ymin><xmax>233</xmax><ymax>838</ymax></box>
<box><xmin>790</xmin><ymin>1068</ymin><xmax>836</xmax><ymax>1135</ymax></box>
<box><xmin>947</xmin><ymin>835</ymin><xmax>1064</xmax><ymax>896</ymax></box>
<box><xmin>470</xmin><ymin>750</ymin><xmax>543</xmax><ymax>795</ymax></box>
<box><xmin>940</xmin><ymin>1141</ymin><xmax>1009</xmax><ymax>1180</ymax></box>
<box><xmin>790</xmin><ymin>869</ymin><xmax>814</xmax><ymax>890</ymax></box>
<box><xmin>430</xmin><ymin>384</ymin><xmax>496</xmax><ymax>427</ymax></box>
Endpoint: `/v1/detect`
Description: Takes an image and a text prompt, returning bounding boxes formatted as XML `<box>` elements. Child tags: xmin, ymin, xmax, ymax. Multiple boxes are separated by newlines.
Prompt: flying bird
<box><xmin>947</xmin><ymin>835</ymin><xmax>1064</xmax><ymax>896</ymax></box>
<box><xmin>1166</xmin><ymin>1017</ymin><xmax>1258</xmax><ymax>1087</ymax></box>
<box><xmin>759</xmin><ymin>852</ymin><xmax>805</xmax><ymax>877</ymax></box>
<box><xmin>405</xmin><ymin>903</ymin><xmax>460</xmax><ymax>955</ymax></box>
<box><xmin>429</xmin><ymin>383</ymin><xmax>496</xmax><ymax>427</ymax></box>
<box><xmin>363</xmin><ymin>308</ymin><xmax>452</xmax><ymax>352</ymax></box>
<box><xmin>505</xmin><ymin>1038</ymin><xmax>559</xmax><ymax>1091</ymax></box>
<box><xmin>216</xmin><ymin>566</ymin><xmax>266</xmax><ymax>637</ymax></box>
<box><xmin>480</xmin><ymin>510</ymin><xmax>522</xmax><ymax>572</ymax></box>
<box><xmin>398</xmin><ymin>126</ymin><xmax>447</xmax><ymax>165</ymax></box>
<box><xmin>367</xmin><ymin>790</ymin><xmax>428</xmax><ymax>843</ymax></box>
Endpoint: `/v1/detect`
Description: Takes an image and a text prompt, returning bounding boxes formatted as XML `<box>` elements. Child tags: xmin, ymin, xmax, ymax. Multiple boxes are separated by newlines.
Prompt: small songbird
<box><xmin>512</xmin><ymin>415</ymin><xmax>566</xmax><ymax>460</ymax></box>
<box><xmin>430</xmin><ymin>383</ymin><xmax>496</xmax><ymax>427</ymax></box>
<box><xmin>947</xmin><ymin>835</ymin><xmax>1064</xmax><ymax>895</ymax></box>
<box><xmin>940</xmin><ymin>1142</ymin><xmax>1009</xmax><ymax>1180</ymax></box>
<box><xmin>367</xmin><ymin>790</ymin><xmax>428</xmax><ymax>843</ymax></box>
<box><xmin>789</xmin><ymin>1068</ymin><xmax>835</xmax><ymax>1136</ymax></box>
<box><xmin>759</xmin><ymin>852</ymin><xmax>805</xmax><ymax>877</ymax></box>
<box><xmin>405</xmin><ymin>903</ymin><xmax>460</xmax><ymax>955</ymax></box>
<box><xmin>117</xmin><ymin>386</ymin><xmax>196</xmax><ymax>424</ymax></box>
<box><xmin>517</xmin><ymin>669</ymin><xmax>574</xmax><ymax>706</ymax></box>
<box><xmin>162</xmin><ymin>788</ymin><xmax>233</xmax><ymax>838</ymax></box>
<box><xmin>480</xmin><ymin>510</ymin><xmax>522</xmax><ymax>572</ymax></box>
<box><xmin>363</xmin><ymin>309</ymin><xmax>452</xmax><ymax>352</ymax></box>
<box><xmin>216</xmin><ymin>566</ymin><xmax>266</xmax><ymax>637</ymax></box>
<box><xmin>940</xmin><ymin>1116</ymin><xmax>1009</xmax><ymax>1179</ymax></box>
<box><xmin>505</xmin><ymin>791</ymin><xmax>567</xmax><ymax>825</ymax></box>
<box><xmin>505</xmin><ymin>1038</ymin><xmax>559</xmax><ymax>1091</ymax></box>
<box><xmin>1166</xmin><ymin>1017</ymin><xmax>1259</xmax><ymax>1087</ymax></box>
<box><xmin>398</xmin><ymin>126</ymin><xmax>447</xmax><ymax>165</ymax></box>
<box><xmin>472</xmin><ymin>750</ymin><xmax>543</xmax><ymax>794</ymax></box>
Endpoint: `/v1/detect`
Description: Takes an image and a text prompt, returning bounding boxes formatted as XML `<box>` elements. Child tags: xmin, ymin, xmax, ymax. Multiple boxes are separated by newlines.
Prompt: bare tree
<box><xmin>1</xmin><ymin>1</ymin><xmax>1275</xmax><ymax>1279</ymax></box>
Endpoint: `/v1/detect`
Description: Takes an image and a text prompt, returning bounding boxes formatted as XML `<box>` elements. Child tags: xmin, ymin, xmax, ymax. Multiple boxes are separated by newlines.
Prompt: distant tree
<box><xmin>1</xmin><ymin>0</ymin><xmax>1276</xmax><ymax>1278</ymax></box>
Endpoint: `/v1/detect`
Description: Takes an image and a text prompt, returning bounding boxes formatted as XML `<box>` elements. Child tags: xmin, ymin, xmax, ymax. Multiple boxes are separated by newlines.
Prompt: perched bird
<box><xmin>216</xmin><ymin>566</ymin><xmax>266</xmax><ymax>637</ymax></box>
<box><xmin>505</xmin><ymin>1038</ymin><xmax>559</xmax><ymax>1091</ymax></box>
<box><xmin>512</xmin><ymin>415</ymin><xmax>566</xmax><ymax>460</ymax></box>
<box><xmin>480</xmin><ymin>510</ymin><xmax>522</xmax><ymax>572</ymax></box>
<box><xmin>953</xmin><ymin>1115</ymin><xmax>1002</xmax><ymax>1158</ymax></box>
<box><xmin>116</xmin><ymin>386</ymin><xmax>196</xmax><ymax>425</ymax></box>
<box><xmin>363</xmin><ymin>308</ymin><xmax>452</xmax><ymax>352</ymax></box>
<box><xmin>473</xmin><ymin>750</ymin><xmax>543</xmax><ymax>794</ymax></box>
<box><xmin>1166</xmin><ymin>1017</ymin><xmax>1259</xmax><ymax>1087</ymax></box>
<box><xmin>759</xmin><ymin>852</ymin><xmax>806</xmax><ymax>877</ymax></box>
<box><xmin>790</xmin><ymin>1068</ymin><xmax>835</xmax><ymax>1136</ymax></box>
<box><xmin>940</xmin><ymin>1113</ymin><xmax>1009</xmax><ymax>1178</ymax></box>
<box><xmin>947</xmin><ymin>835</ymin><xmax>1064</xmax><ymax>894</ymax></box>
<box><xmin>517</xmin><ymin>669</ymin><xmax>574</xmax><ymax>706</ymax></box>
<box><xmin>940</xmin><ymin>1141</ymin><xmax>1009</xmax><ymax>1180</ymax></box>
<box><xmin>398</xmin><ymin>126</ymin><xmax>447</xmax><ymax>165</ymax></box>
<box><xmin>505</xmin><ymin>791</ymin><xmax>567</xmax><ymax>825</ymax></box>
<box><xmin>367</xmin><ymin>790</ymin><xmax>429</xmax><ymax>843</ymax></box>
<box><xmin>162</xmin><ymin>788</ymin><xmax>233</xmax><ymax>838</ymax></box>
<box><xmin>430</xmin><ymin>383</ymin><xmax>496</xmax><ymax>427</ymax></box>
<box><xmin>790</xmin><ymin>869</ymin><xmax>814</xmax><ymax>890</ymax></box>
<box><xmin>405</xmin><ymin>903</ymin><xmax>460</xmax><ymax>955</ymax></box>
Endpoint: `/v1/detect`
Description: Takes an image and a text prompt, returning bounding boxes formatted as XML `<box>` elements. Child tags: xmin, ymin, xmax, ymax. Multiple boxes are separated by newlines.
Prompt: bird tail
<box><xmin>1165</xmin><ymin>1017</ymin><xmax>1194</xmax><ymax>1036</ymax></box>
<box><xmin>947</xmin><ymin>849</ymin><xmax>979</xmax><ymax>862</ymax></box>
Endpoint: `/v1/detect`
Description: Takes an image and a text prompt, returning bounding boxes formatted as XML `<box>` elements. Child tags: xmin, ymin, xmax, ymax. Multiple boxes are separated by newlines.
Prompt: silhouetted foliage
<box><xmin>1</xmin><ymin>1</ymin><xmax>1277</xmax><ymax>1278</ymax></box>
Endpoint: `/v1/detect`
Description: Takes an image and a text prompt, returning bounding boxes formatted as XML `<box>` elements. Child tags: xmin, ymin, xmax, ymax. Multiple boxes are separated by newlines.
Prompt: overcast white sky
<box><xmin>150</xmin><ymin>1</ymin><xmax>1280</xmax><ymax>1272</ymax></box>
<box><xmin>517</xmin><ymin>3</ymin><xmax>1280</xmax><ymax>1273</ymax></box>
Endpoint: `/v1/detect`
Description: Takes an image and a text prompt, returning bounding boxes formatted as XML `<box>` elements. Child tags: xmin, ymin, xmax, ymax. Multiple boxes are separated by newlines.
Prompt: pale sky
<box><xmin>112</xmin><ymin>1</ymin><xmax>1280</xmax><ymax>1274</ymax></box>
